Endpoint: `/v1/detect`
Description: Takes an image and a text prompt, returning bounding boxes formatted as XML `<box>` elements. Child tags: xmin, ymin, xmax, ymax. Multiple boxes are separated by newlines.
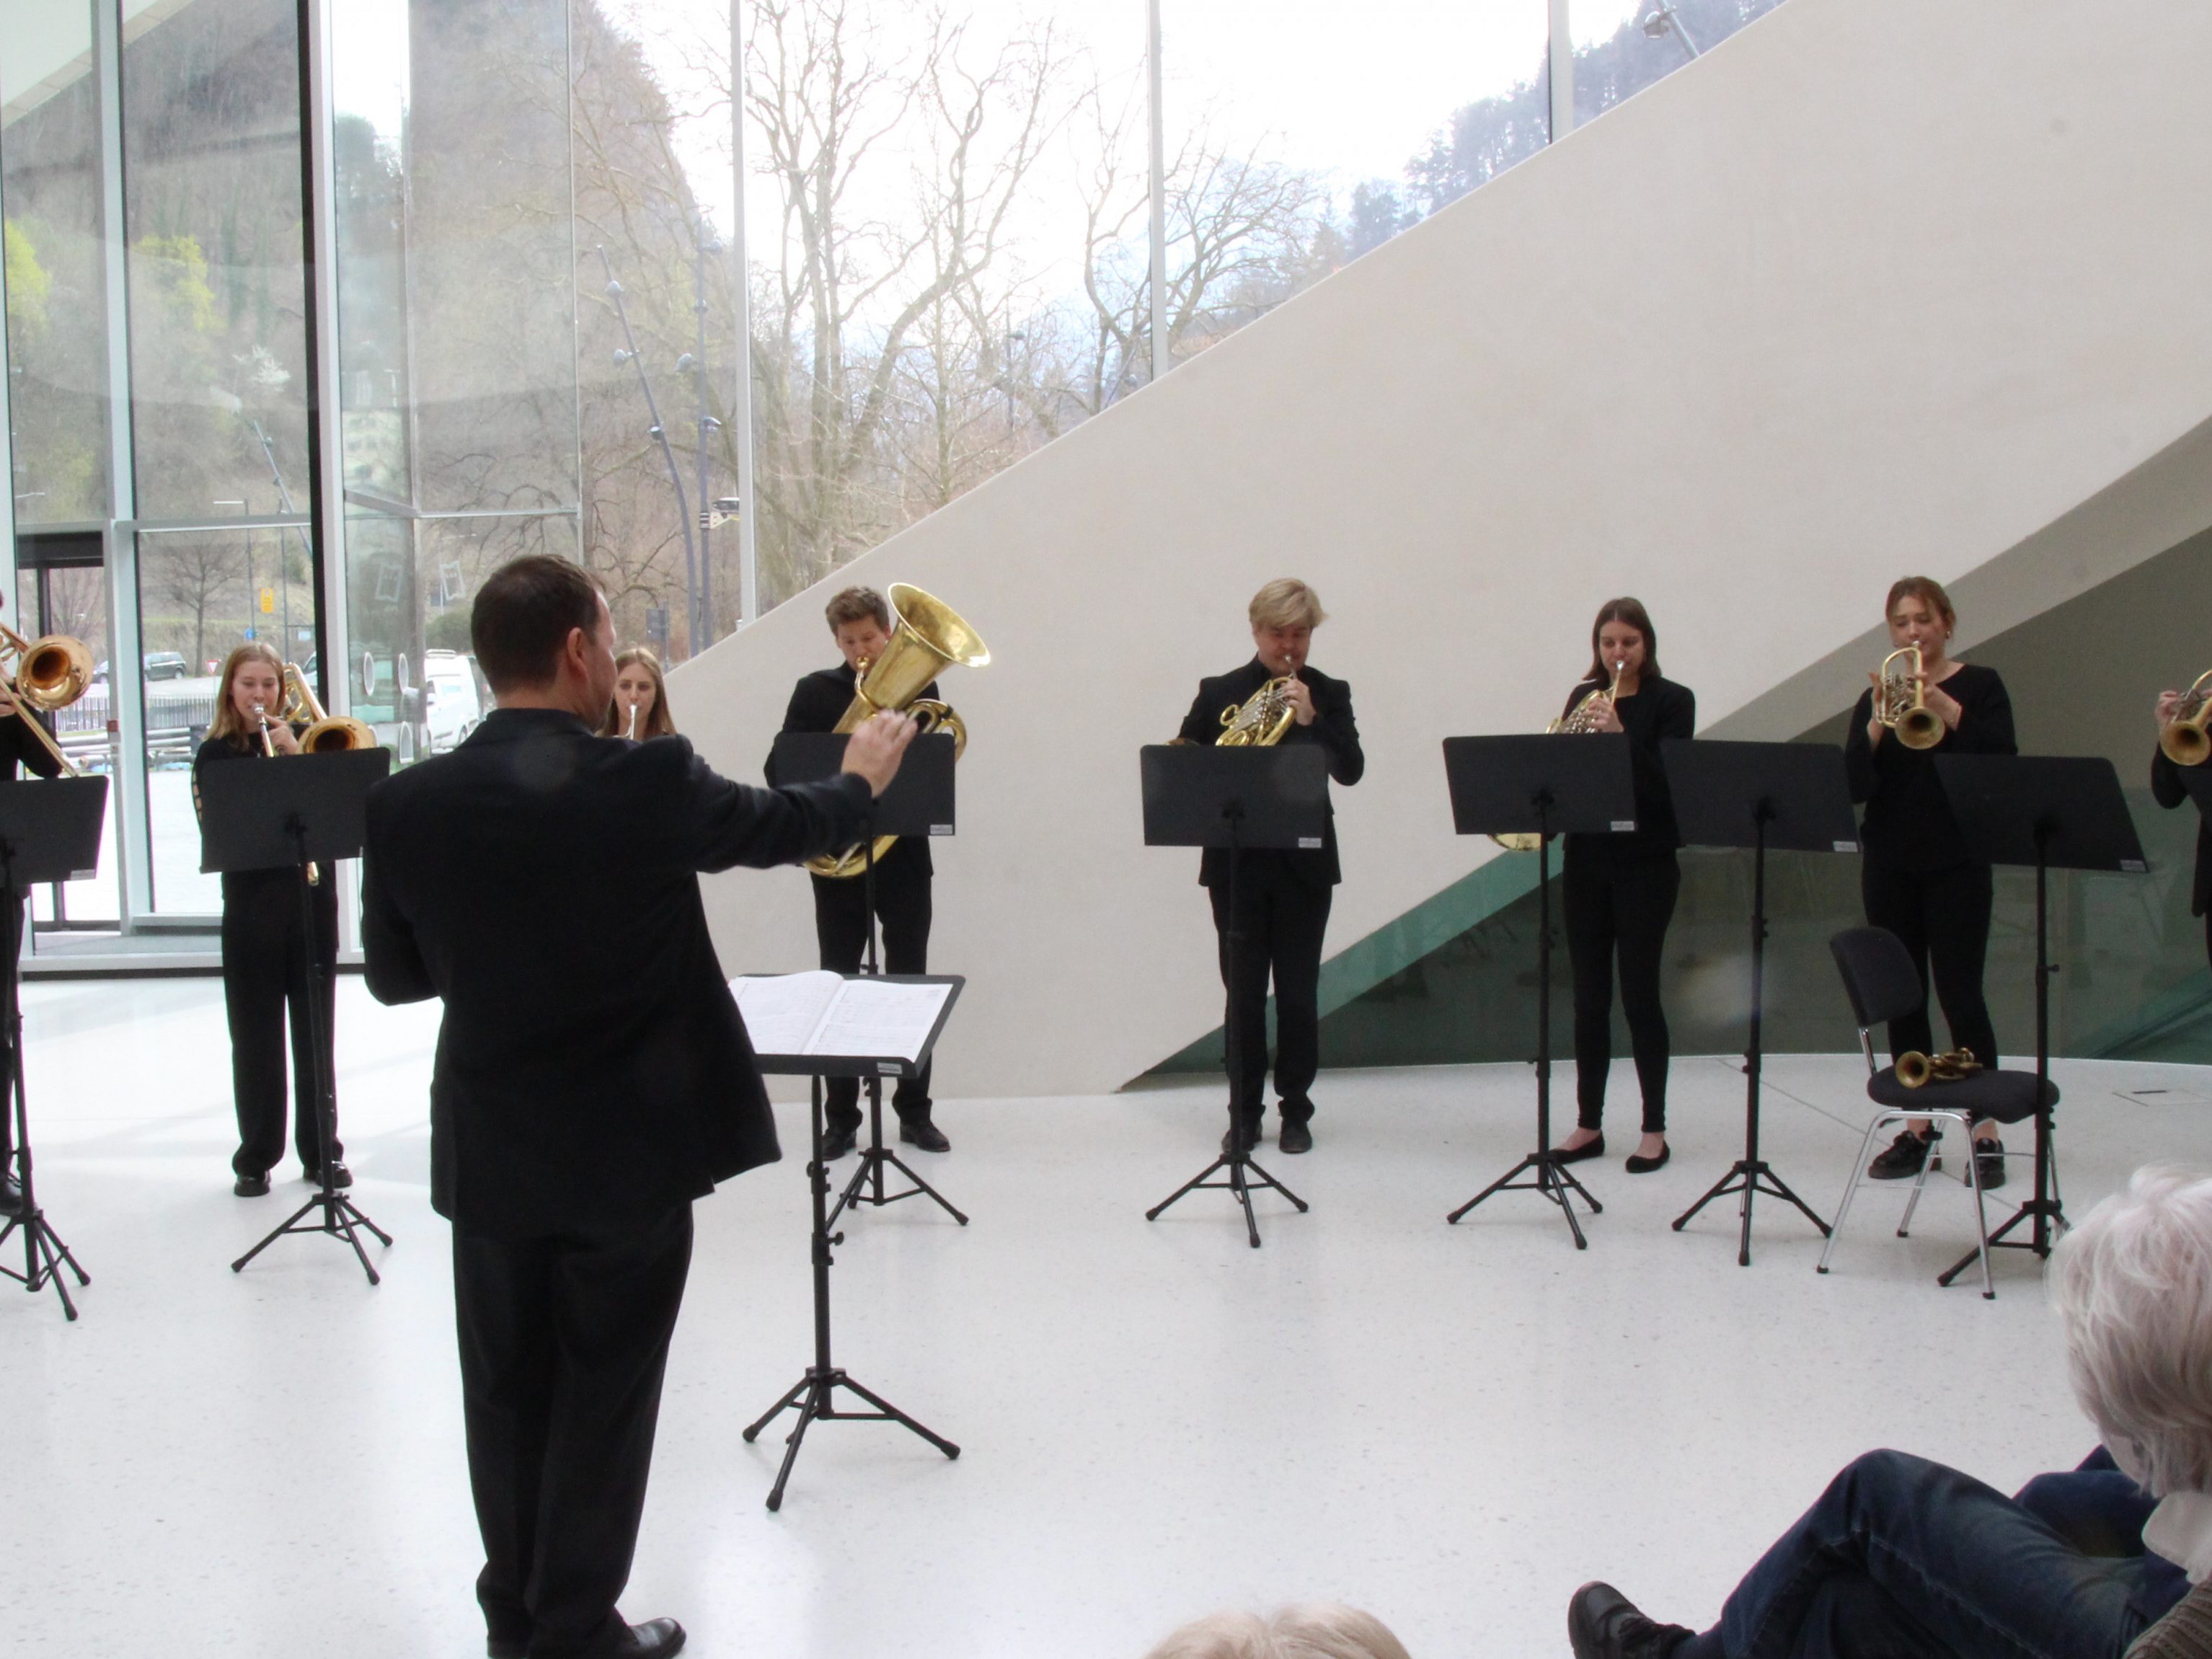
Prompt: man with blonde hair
<box><xmin>1570</xmin><ymin>1163</ymin><xmax>2212</xmax><ymax>1658</ymax></box>
<box><xmin>1145</xmin><ymin>1601</ymin><xmax>1412</xmax><ymax>1659</ymax></box>
<box><xmin>1177</xmin><ymin>579</ymin><xmax>1363</xmax><ymax>1155</ymax></box>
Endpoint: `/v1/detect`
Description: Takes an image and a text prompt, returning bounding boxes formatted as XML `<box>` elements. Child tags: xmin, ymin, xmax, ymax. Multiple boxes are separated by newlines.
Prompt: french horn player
<box><xmin>1175</xmin><ymin>579</ymin><xmax>1363</xmax><ymax>1158</ymax></box>
<box><xmin>1844</xmin><ymin>576</ymin><xmax>2014</xmax><ymax>1189</ymax></box>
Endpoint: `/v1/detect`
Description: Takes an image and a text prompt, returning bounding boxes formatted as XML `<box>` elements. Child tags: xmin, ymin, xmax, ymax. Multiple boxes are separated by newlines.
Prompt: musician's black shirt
<box><xmin>1844</xmin><ymin>661</ymin><xmax>2014</xmax><ymax>872</ymax></box>
<box><xmin>1177</xmin><ymin>658</ymin><xmax>1363</xmax><ymax>890</ymax></box>
<box><xmin>1559</xmin><ymin>673</ymin><xmax>1696</xmax><ymax>867</ymax></box>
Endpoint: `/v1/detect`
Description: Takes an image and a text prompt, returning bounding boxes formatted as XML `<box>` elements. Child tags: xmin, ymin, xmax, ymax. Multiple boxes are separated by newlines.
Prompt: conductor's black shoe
<box><xmin>900</xmin><ymin>1118</ymin><xmax>951</xmax><ymax>1154</ymax></box>
<box><xmin>1552</xmin><ymin>1134</ymin><xmax>1605</xmax><ymax>1164</ymax></box>
<box><xmin>0</xmin><ymin>1172</ymin><xmax>21</xmax><ymax>1216</ymax></box>
<box><xmin>233</xmin><ymin>1172</ymin><xmax>271</xmax><ymax>1198</ymax></box>
<box><xmin>1974</xmin><ymin>1136</ymin><xmax>2007</xmax><ymax>1191</ymax></box>
<box><xmin>1625</xmin><ymin>1141</ymin><xmax>1671</xmax><ymax>1174</ymax></box>
<box><xmin>611</xmin><ymin>1617</ymin><xmax>686</xmax><ymax>1657</ymax></box>
<box><xmin>1221</xmin><ymin>1118</ymin><xmax>1261</xmax><ymax>1155</ymax></box>
<box><xmin>1867</xmin><ymin>1127</ymin><xmax>1937</xmax><ymax>1180</ymax></box>
<box><xmin>1278</xmin><ymin>1119</ymin><xmax>1314</xmax><ymax>1154</ymax></box>
<box><xmin>1568</xmin><ymin>1582</ymin><xmax>1694</xmax><ymax>1659</ymax></box>
<box><xmin>821</xmin><ymin>1124</ymin><xmax>859</xmax><ymax>1159</ymax></box>
<box><xmin>305</xmin><ymin>1162</ymin><xmax>353</xmax><ymax>1190</ymax></box>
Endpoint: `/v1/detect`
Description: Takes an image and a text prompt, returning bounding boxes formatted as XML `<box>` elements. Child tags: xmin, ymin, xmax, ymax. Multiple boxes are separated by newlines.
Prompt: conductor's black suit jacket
<box><xmin>362</xmin><ymin>707</ymin><xmax>875</xmax><ymax>1239</ymax></box>
<box><xmin>1177</xmin><ymin>659</ymin><xmax>1363</xmax><ymax>891</ymax></box>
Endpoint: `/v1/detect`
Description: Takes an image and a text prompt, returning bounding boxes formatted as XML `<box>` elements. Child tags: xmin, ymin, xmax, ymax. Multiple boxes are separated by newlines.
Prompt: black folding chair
<box><xmin>1818</xmin><ymin>926</ymin><xmax>2057</xmax><ymax>1299</ymax></box>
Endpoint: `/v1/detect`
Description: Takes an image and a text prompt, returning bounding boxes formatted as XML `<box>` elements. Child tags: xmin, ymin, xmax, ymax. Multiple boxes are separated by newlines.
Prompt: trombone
<box><xmin>0</xmin><ymin>623</ymin><xmax>93</xmax><ymax>777</ymax></box>
<box><xmin>255</xmin><ymin>663</ymin><xmax>376</xmax><ymax>886</ymax></box>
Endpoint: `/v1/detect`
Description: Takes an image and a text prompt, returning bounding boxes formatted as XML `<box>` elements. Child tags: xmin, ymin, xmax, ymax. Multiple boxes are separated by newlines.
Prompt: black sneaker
<box><xmin>1568</xmin><ymin>1582</ymin><xmax>1694</xmax><ymax>1659</ymax></box>
<box><xmin>1867</xmin><ymin>1128</ymin><xmax>1937</xmax><ymax>1181</ymax></box>
<box><xmin>1974</xmin><ymin>1136</ymin><xmax>2006</xmax><ymax>1191</ymax></box>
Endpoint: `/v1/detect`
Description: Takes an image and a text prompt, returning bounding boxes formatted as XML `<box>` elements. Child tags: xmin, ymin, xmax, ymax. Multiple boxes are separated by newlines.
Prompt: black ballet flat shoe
<box><xmin>1624</xmin><ymin>1141</ymin><xmax>1671</xmax><ymax>1174</ymax></box>
<box><xmin>1551</xmin><ymin>1135</ymin><xmax>1605</xmax><ymax>1165</ymax></box>
<box><xmin>233</xmin><ymin>1172</ymin><xmax>271</xmax><ymax>1198</ymax></box>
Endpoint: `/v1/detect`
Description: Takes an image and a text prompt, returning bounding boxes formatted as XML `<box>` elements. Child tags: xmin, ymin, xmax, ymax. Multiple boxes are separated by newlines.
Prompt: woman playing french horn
<box><xmin>1550</xmin><ymin>599</ymin><xmax>1695</xmax><ymax>1175</ymax></box>
<box><xmin>1844</xmin><ymin>576</ymin><xmax>2014</xmax><ymax>1187</ymax></box>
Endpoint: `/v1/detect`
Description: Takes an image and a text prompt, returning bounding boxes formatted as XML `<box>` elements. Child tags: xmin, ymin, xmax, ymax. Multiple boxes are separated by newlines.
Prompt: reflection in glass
<box><xmin>1</xmin><ymin>0</ymin><xmax>112</xmax><ymax>525</ymax></box>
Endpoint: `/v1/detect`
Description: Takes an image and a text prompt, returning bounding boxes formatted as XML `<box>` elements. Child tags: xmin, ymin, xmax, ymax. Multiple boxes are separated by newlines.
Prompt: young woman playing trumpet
<box><xmin>193</xmin><ymin>644</ymin><xmax>344</xmax><ymax>1197</ymax></box>
<box><xmin>598</xmin><ymin>645</ymin><xmax>676</xmax><ymax>740</ymax></box>
<box><xmin>2151</xmin><ymin>676</ymin><xmax>2212</xmax><ymax>973</ymax></box>
<box><xmin>1551</xmin><ymin>598</ymin><xmax>1695</xmax><ymax>1174</ymax></box>
<box><xmin>1844</xmin><ymin>576</ymin><xmax>2014</xmax><ymax>1186</ymax></box>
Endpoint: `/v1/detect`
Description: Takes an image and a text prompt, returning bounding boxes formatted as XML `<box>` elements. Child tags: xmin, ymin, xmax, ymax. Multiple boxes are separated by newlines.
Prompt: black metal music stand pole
<box><xmin>231</xmin><ymin>819</ymin><xmax>392</xmax><ymax>1283</ymax></box>
<box><xmin>1447</xmin><ymin>797</ymin><xmax>1600</xmax><ymax>1246</ymax></box>
<box><xmin>0</xmin><ymin>842</ymin><xmax>89</xmax><ymax>1319</ymax></box>
<box><xmin>743</xmin><ymin>1061</ymin><xmax>960</xmax><ymax>1510</ymax></box>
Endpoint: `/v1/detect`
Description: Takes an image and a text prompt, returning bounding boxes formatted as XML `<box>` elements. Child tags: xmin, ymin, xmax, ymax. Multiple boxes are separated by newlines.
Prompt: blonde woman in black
<box><xmin>599</xmin><ymin>646</ymin><xmax>676</xmax><ymax>740</ymax></box>
<box><xmin>194</xmin><ymin>643</ymin><xmax>343</xmax><ymax>1197</ymax></box>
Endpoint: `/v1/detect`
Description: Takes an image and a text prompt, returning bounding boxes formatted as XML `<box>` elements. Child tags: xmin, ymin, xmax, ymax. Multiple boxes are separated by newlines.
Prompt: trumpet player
<box><xmin>769</xmin><ymin>586</ymin><xmax>948</xmax><ymax>1156</ymax></box>
<box><xmin>598</xmin><ymin>646</ymin><xmax>676</xmax><ymax>740</ymax></box>
<box><xmin>193</xmin><ymin>643</ymin><xmax>344</xmax><ymax>1198</ymax></box>
<box><xmin>2150</xmin><ymin>680</ymin><xmax>2212</xmax><ymax>972</ymax></box>
<box><xmin>1177</xmin><ymin>579</ymin><xmax>1363</xmax><ymax>1156</ymax></box>
<box><xmin>1844</xmin><ymin>577</ymin><xmax>2014</xmax><ymax>1186</ymax></box>
<box><xmin>1550</xmin><ymin>598</ymin><xmax>1695</xmax><ymax>1176</ymax></box>
<box><xmin>0</xmin><ymin>615</ymin><xmax>65</xmax><ymax>1222</ymax></box>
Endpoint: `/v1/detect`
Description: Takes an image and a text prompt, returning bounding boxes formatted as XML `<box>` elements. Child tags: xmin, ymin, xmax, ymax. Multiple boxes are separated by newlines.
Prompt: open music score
<box><xmin>733</xmin><ymin>970</ymin><xmax>953</xmax><ymax>1066</ymax></box>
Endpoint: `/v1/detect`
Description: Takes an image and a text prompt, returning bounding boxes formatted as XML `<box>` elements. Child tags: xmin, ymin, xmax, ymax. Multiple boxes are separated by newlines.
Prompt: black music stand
<box><xmin>1441</xmin><ymin>733</ymin><xmax>1633</xmax><ymax>1249</ymax></box>
<box><xmin>1663</xmin><ymin>740</ymin><xmax>1854</xmax><ymax>1265</ymax></box>
<box><xmin>0</xmin><ymin>777</ymin><xmax>107</xmax><ymax>1319</ymax></box>
<box><xmin>1140</xmin><ymin>743</ymin><xmax>1327</xmax><ymax>1247</ymax></box>
<box><xmin>1931</xmin><ymin>754</ymin><xmax>2146</xmax><ymax>1285</ymax></box>
<box><xmin>771</xmin><ymin>733</ymin><xmax>965</xmax><ymax>1229</ymax></box>
<box><xmin>742</xmin><ymin>973</ymin><xmax>964</xmax><ymax>1510</ymax></box>
<box><xmin>199</xmin><ymin>748</ymin><xmax>393</xmax><ymax>1284</ymax></box>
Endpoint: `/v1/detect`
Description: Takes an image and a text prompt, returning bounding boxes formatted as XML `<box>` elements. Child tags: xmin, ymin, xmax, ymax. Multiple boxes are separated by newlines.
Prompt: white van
<box><xmin>422</xmin><ymin>650</ymin><xmax>487</xmax><ymax>755</ymax></box>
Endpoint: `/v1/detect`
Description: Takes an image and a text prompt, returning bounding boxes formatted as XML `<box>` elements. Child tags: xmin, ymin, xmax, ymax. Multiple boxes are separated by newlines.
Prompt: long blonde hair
<box><xmin>599</xmin><ymin>646</ymin><xmax>676</xmax><ymax>738</ymax></box>
<box><xmin>208</xmin><ymin>642</ymin><xmax>286</xmax><ymax>748</ymax></box>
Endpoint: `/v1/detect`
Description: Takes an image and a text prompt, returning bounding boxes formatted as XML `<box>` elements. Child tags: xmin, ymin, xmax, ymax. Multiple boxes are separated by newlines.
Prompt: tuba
<box><xmin>1875</xmin><ymin>645</ymin><xmax>1945</xmax><ymax>750</ymax></box>
<box><xmin>277</xmin><ymin>663</ymin><xmax>378</xmax><ymax>753</ymax></box>
<box><xmin>804</xmin><ymin>584</ymin><xmax>988</xmax><ymax>879</ymax></box>
<box><xmin>1895</xmin><ymin>1048</ymin><xmax>1983</xmax><ymax>1088</ymax></box>
<box><xmin>0</xmin><ymin>622</ymin><xmax>93</xmax><ymax>777</ymax></box>
<box><xmin>1493</xmin><ymin>658</ymin><xmax>1624</xmax><ymax>851</ymax></box>
<box><xmin>2161</xmin><ymin>670</ymin><xmax>2212</xmax><ymax>767</ymax></box>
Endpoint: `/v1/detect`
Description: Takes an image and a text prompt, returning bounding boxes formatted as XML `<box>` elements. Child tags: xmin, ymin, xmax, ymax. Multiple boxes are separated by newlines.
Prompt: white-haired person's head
<box><xmin>1143</xmin><ymin>1602</ymin><xmax>1411</xmax><ymax>1659</ymax></box>
<box><xmin>2050</xmin><ymin>1164</ymin><xmax>2212</xmax><ymax>1496</ymax></box>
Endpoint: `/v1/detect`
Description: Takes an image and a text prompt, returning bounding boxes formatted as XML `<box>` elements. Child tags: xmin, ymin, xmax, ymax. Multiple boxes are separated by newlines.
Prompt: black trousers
<box><xmin>221</xmin><ymin>872</ymin><xmax>340</xmax><ymax>1178</ymax></box>
<box><xmin>454</xmin><ymin>1203</ymin><xmax>694</xmax><ymax>1659</ymax></box>
<box><xmin>0</xmin><ymin>894</ymin><xmax>20</xmax><ymax>1175</ymax></box>
<box><xmin>1862</xmin><ymin>859</ymin><xmax>1999</xmax><ymax>1069</ymax></box>
<box><xmin>1563</xmin><ymin>853</ymin><xmax>1679</xmax><ymax>1134</ymax></box>
<box><xmin>811</xmin><ymin>860</ymin><xmax>932</xmax><ymax>1131</ymax></box>
<box><xmin>1209</xmin><ymin>863</ymin><xmax>1332</xmax><ymax>1123</ymax></box>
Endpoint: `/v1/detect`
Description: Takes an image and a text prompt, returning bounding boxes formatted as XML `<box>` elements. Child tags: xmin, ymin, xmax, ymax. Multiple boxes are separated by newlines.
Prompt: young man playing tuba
<box><xmin>1177</xmin><ymin>579</ymin><xmax>1363</xmax><ymax>1155</ymax></box>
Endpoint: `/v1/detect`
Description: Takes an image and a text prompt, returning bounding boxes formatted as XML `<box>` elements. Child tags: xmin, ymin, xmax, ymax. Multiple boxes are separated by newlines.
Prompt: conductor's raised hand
<box><xmin>841</xmin><ymin>709</ymin><xmax>915</xmax><ymax>797</ymax></box>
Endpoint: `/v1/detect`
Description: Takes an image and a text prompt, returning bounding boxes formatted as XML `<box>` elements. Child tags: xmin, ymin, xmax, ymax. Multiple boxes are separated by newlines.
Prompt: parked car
<box><xmin>421</xmin><ymin>650</ymin><xmax>486</xmax><ymax>754</ymax></box>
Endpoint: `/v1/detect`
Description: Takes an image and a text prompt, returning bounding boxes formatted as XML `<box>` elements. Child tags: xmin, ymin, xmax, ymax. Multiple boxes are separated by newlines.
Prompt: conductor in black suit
<box><xmin>362</xmin><ymin>555</ymin><xmax>913</xmax><ymax>1659</ymax></box>
<box><xmin>769</xmin><ymin>585</ymin><xmax>949</xmax><ymax>1157</ymax></box>
<box><xmin>1177</xmin><ymin>578</ymin><xmax>1363</xmax><ymax>1156</ymax></box>
<box><xmin>0</xmin><ymin>687</ymin><xmax>62</xmax><ymax>1218</ymax></box>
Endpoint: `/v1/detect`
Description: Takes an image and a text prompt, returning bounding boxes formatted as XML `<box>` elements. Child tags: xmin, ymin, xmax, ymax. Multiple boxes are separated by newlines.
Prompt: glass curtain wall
<box><xmin>1572</xmin><ymin>0</ymin><xmax>1788</xmax><ymax>119</ymax></box>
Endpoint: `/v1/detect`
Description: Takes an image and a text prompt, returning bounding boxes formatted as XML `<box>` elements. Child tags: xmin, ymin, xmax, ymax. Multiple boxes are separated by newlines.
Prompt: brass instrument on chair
<box><xmin>0</xmin><ymin>622</ymin><xmax>92</xmax><ymax>778</ymax></box>
<box><xmin>1875</xmin><ymin>645</ymin><xmax>1945</xmax><ymax>751</ymax></box>
<box><xmin>804</xmin><ymin>584</ymin><xmax>989</xmax><ymax>880</ymax></box>
<box><xmin>1896</xmin><ymin>1048</ymin><xmax>1983</xmax><ymax>1088</ymax></box>
<box><xmin>1218</xmin><ymin>676</ymin><xmax>1298</xmax><ymax>749</ymax></box>
<box><xmin>275</xmin><ymin>663</ymin><xmax>376</xmax><ymax>753</ymax></box>
<box><xmin>2160</xmin><ymin>670</ymin><xmax>2212</xmax><ymax>767</ymax></box>
<box><xmin>1493</xmin><ymin>657</ymin><xmax>1626</xmax><ymax>852</ymax></box>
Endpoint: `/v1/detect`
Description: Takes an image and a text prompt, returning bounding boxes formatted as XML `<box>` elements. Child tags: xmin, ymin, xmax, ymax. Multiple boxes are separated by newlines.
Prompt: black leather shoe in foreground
<box><xmin>1220</xmin><ymin>1118</ymin><xmax>1260</xmax><ymax>1156</ymax></box>
<box><xmin>1552</xmin><ymin>1134</ymin><xmax>1605</xmax><ymax>1165</ymax></box>
<box><xmin>899</xmin><ymin>1118</ymin><xmax>951</xmax><ymax>1154</ymax></box>
<box><xmin>1278</xmin><ymin>1119</ymin><xmax>1313</xmax><ymax>1154</ymax></box>
<box><xmin>1867</xmin><ymin>1126</ymin><xmax>1937</xmax><ymax>1180</ymax></box>
<box><xmin>1975</xmin><ymin>1136</ymin><xmax>2007</xmax><ymax>1191</ymax></box>
<box><xmin>820</xmin><ymin>1123</ymin><xmax>859</xmax><ymax>1159</ymax></box>
<box><xmin>611</xmin><ymin>1616</ymin><xmax>686</xmax><ymax>1657</ymax></box>
<box><xmin>1567</xmin><ymin>1582</ymin><xmax>1695</xmax><ymax>1659</ymax></box>
<box><xmin>233</xmin><ymin>1173</ymin><xmax>270</xmax><ymax>1198</ymax></box>
<box><xmin>304</xmin><ymin>1162</ymin><xmax>353</xmax><ymax>1190</ymax></box>
<box><xmin>1624</xmin><ymin>1141</ymin><xmax>1670</xmax><ymax>1174</ymax></box>
<box><xmin>0</xmin><ymin>1172</ymin><xmax>21</xmax><ymax>1216</ymax></box>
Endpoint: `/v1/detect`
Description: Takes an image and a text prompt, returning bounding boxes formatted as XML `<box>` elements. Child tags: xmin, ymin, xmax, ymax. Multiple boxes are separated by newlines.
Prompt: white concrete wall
<box><xmin>675</xmin><ymin>0</ymin><xmax>2212</xmax><ymax>1098</ymax></box>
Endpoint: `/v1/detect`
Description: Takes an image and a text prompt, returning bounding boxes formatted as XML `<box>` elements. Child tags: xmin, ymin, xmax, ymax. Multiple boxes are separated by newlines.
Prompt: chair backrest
<box><xmin>1829</xmin><ymin>927</ymin><xmax>1925</xmax><ymax>1032</ymax></box>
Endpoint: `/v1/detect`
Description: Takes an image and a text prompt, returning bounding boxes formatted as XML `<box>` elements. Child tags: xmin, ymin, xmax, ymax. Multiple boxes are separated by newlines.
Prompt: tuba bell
<box><xmin>0</xmin><ymin>622</ymin><xmax>93</xmax><ymax>777</ymax></box>
<box><xmin>2162</xmin><ymin>670</ymin><xmax>2212</xmax><ymax>768</ymax></box>
<box><xmin>1875</xmin><ymin>645</ymin><xmax>1945</xmax><ymax>750</ymax></box>
<box><xmin>804</xmin><ymin>584</ymin><xmax>988</xmax><ymax>880</ymax></box>
<box><xmin>278</xmin><ymin>663</ymin><xmax>378</xmax><ymax>753</ymax></box>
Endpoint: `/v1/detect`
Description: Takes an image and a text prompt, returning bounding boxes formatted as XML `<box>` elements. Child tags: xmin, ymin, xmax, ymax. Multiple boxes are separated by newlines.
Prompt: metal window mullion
<box><xmin>731</xmin><ymin>0</ymin><xmax>757</xmax><ymax>628</ymax></box>
<box><xmin>1549</xmin><ymin>0</ymin><xmax>1575</xmax><ymax>142</ymax></box>
<box><xmin>1147</xmin><ymin>0</ymin><xmax>1167</xmax><ymax>384</ymax></box>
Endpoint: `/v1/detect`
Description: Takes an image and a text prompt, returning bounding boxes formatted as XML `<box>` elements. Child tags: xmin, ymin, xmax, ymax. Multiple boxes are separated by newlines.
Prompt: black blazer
<box><xmin>2152</xmin><ymin>747</ymin><xmax>2212</xmax><ymax>918</ymax></box>
<box><xmin>1559</xmin><ymin>673</ymin><xmax>1696</xmax><ymax>864</ymax></box>
<box><xmin>770</xmin><ymin>664</ymin><xmax>937</xmax><ymax>878</ymax></box>
<box><xmin>1177</xmin><ymin>659</ymin><xmax>1364</xmax><ymax>890</ymax></box>
<box><xmin>362</xmin><ymin>707</ymin><xmax>876</xmax><ymax>1239</ymax></box>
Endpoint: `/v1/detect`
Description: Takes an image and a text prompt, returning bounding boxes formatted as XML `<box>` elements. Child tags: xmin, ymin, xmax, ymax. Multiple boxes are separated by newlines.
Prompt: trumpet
<box><xmin>0</xmin><ymin>621</ymin><xmax>92</xmax><ymax>777</ymax></box>
<box><xmin>1493</xmin><ymin>658</ymin><xmax>1625</xmax><ymax>851</ymax></box>
<box><xmin>1896</xmin><ymin>1048</ymin><xmax>1983</xmax><ymax>1088</ymax></box>
<box><xmin>1875</xmin><ymin>645</ymin><xmax>1945</xmax><ymax>750</ymax></box>
<box><xmin>2161</xmin><ymin>670</ymin><xmax>2212</xmax><ymax>767</ymax></box>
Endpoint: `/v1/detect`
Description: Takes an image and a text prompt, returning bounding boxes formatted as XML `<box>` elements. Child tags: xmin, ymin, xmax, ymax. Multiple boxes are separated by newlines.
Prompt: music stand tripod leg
<box><xmin>0</xmin><ymin>863</ymin><xmax>89</xmax><ymax>1318</ymax></box>
<box><xmin>831</xmin><ymin>1074</ymin><xmax>969</xmax><ymax>1229</ymax></box>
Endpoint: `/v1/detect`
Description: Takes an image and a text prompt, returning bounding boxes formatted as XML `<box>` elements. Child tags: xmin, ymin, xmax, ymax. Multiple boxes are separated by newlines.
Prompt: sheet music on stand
<box><xmin>733</xmin><ymin>971</ymin><xmax>955</xmax><ymax>1073</ymax></box>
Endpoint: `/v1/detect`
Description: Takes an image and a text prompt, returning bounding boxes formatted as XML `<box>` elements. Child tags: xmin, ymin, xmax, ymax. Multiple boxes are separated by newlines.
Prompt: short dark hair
<box><xmin>825</xmin><ymin>585</ymin><xmax>890</xmax><ymax>632</ymax></box>
<box><xmin>472</xmin><ymin>556</ymin><xmax>602</xmax><ymax>691</ymax></box>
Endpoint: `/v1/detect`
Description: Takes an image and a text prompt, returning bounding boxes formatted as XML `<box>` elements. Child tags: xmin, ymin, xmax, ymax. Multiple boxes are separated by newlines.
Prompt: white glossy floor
<box><xmin>9</xmin><ymin>977</ymin><xmax>2212</xmax><ymax>1659</ymax></box>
